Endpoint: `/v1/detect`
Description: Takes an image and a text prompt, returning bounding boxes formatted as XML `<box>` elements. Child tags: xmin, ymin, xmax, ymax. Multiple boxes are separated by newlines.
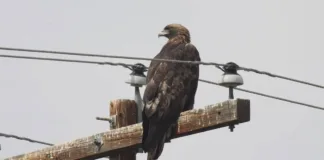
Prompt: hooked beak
<box><xmin>158</xmin><ymin>30</ymin><xmax>169</xmax><ymax>38</ymax></box>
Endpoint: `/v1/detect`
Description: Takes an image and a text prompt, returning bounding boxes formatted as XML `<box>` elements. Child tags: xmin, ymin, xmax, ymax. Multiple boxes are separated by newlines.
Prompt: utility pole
<box><xmin>108</xmin><ymin>99</ymin><xmax>137</xmax><ymax>160</ymax></box>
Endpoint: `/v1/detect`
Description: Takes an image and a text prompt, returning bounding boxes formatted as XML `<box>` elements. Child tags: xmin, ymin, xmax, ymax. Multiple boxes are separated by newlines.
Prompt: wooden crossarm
<box><xmin>5</xmin><ymin>99</ymin><xmax>250</xmax><ymax>160</ymax></box>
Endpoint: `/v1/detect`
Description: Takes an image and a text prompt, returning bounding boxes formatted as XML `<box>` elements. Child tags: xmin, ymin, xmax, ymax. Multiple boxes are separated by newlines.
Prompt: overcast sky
<box><xmin>0</xmin><ymin>0</ymin><xmax>323</xmax><ymax>160</ymax></box>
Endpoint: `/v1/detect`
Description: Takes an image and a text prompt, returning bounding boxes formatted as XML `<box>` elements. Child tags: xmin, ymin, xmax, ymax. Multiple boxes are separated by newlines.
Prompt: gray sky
<box><xmin>0</xmin><ymin>0</ymin><xmax>323</xmax><ymax>160</ymax></box>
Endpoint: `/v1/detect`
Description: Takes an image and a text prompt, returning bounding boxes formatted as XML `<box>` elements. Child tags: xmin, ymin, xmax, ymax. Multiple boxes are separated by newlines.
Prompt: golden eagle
<box><xmin>142</xmin><ymin>24</ymin><xmax>201</xmax><ymax>160</ymax></box>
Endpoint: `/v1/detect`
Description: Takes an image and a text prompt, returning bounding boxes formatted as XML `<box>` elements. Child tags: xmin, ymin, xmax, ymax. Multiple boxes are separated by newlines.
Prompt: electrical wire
<box><xmin>0</xmin><ymin>46</ymin><xmax>323</xmax><ymax>89</ymax></box>
<box><xmin>238</xmin><ymin>66</ymin><xmax>324</xmax><ymax>89</ymax></box>
<box><xmin>198</xmin><ymin>79</ymin><xmax>324</xmax><ymax>111</ymax></box>
<box><xmin>0</xmin><ymin>132</ymin><xmax>54</xmax><ymax>146</ymax></box>
<box><xmin>0</xmin><ymin>54</ymin><xmax>323</xmax><ymax>111</ymax></box>
<box><xmin>0</xmin><ymin>54</ymin><xmax>134</xmax><ymax>70</ymax></box>
<box><xmin>0</xmin><ymin>46</ymin><xmax>225</xmax><ymax>67</ymax></box>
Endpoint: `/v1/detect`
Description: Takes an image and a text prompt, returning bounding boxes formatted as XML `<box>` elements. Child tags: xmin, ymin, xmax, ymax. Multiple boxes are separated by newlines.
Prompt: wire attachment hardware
<box><xmin>125</xmin><ymin>63</ymin><xmax>147</xmax><ymax>124</ymax></box>
<box><xmin>125</xmin><ymin>63</ymin><xmax>147</xmax><ymax>153</ymax></box>
<box><xmin>218</xmin><ymin>62</ymin><xmax>244</xmax><ymax>99</ymax></box>
<box><xmin>125</xmin><ymin>63</ymin><xmax>147</xmax><ymax>87</ymax></box>
<box><xmin>218</xmin><ymin>62</ymin><xmax>244</xmax><ymax>132</ymax></box>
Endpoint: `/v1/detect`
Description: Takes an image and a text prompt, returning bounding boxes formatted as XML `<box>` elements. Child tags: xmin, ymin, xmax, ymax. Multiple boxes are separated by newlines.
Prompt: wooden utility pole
<box><xmin>4</xmin><ymin>99</ymin><xmax>250</xmax><ymax>160</ymax></box>
<box><xmin>108</xmin><ymin>99</ymin><xmax>137</xmax><ymax>160</ymax></box>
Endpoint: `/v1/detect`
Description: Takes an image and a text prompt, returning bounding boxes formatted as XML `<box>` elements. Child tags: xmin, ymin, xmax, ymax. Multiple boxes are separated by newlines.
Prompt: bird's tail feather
<box><xmin>144</xmin><ymin>124</ymin><xmax>171</xmax><ymax>160</ymax></box>
<box><xmin>147</xmin><ymin>131</ymin><xmax>167</xmax><ymax>160</ymax></box>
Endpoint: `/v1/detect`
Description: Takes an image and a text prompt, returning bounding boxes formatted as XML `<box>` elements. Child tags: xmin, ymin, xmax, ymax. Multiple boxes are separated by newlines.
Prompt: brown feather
<box><xmin>142</xmin><ymin>24</ymin><xmax>200</xmax><ymax>160</ymax></box>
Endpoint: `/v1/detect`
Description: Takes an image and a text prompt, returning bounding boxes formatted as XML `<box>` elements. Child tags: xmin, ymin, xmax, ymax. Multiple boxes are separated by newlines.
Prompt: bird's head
<box><xmin>158</xmin><ymin>24</ymin><xmax>190</xmax><ymax>42</ymax></box>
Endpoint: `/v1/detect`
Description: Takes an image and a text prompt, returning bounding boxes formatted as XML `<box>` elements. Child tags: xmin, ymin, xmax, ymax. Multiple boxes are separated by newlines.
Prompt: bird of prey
<box><xmin>142</xmin><ymin>24</ymin><xmax>201</xmax><ymax>160</ymax></box>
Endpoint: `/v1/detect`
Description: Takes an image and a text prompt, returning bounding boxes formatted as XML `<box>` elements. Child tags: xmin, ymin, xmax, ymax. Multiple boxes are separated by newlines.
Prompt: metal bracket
<box><xmin>95</xmin><ymin>115</ymin><xmax>117</xmax><ymax>129</ymax></box>
<box><xmin>109</xmin><ymin>115</ymin><xmax>117</xmax><ymax>129</ymax></box>
<box><xmin>93</xmin><ymin>135</ymin><xmax>104</xmax><ymax>152</ymax></box>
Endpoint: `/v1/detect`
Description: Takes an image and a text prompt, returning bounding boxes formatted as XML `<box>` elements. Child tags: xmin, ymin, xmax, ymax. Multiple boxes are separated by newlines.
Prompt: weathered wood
<box><xmin>5</xmin><ymin>99</ymin><xmax>250</xmax><ymax>160</ymax></box>
<box><xmin>108</xmin><ymin>99</ymin><xmax>137</xmax><ymax>160</ymax></box>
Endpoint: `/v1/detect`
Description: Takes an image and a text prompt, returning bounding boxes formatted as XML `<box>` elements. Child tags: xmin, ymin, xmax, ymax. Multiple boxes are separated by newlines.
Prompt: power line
<box><xmin>1</xmin><ymin>53</ymin><xmax>323</xmax><ymax>111</ymax></box>
<box><xmin>198</xmin><ymin>79</ymin><xmax>324</xmax><ymax>111</ymax></box>
<box><xmin>0</xmin><ymin>46</ymin><xmax>323</xmax><ymax>89</ymax></box>
<box><xmin>238</xmin><ymin>66</ymin><xmax>324</xmax><ymax>89</ymax></box>
<box><xmin>0</xmin><ymin>54</ymin><xmax>135</xmax><ymax>70</ymax></box>
<box><xmin>0</xmin><ymin>132</ymin><xmax>54</xmax><ymax>146</ymax></box>
<box><xmin>0</xmin><ymin>46</ymin><xmax>225</xmax><ymax>67</ymax></box>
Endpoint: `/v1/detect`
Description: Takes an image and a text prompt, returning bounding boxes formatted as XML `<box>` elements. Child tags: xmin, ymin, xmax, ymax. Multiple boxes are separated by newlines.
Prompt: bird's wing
<box><xmin>143</xmin><ymin>43</ymin><xmax>200</xmax><ymax>120</ymax></box>
<box><xmin>182</xmin><ymin>43</ymin><xmax>201</xmax><ymax>111</ymax></box>
<box><xmin>142</xmin><ymin>43</ymin><xmax>201</xmax><ymax>159</ymax></box>
<box><xmin>143</xmin><ymin>60</ymin><xmax>177</xmax><ymax>119</ymax></box>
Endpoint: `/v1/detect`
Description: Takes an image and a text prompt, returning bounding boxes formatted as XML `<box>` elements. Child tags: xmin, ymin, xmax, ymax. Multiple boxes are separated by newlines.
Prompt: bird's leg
<box><xmin>171</xmin><ymin>123</ymin><xmax>178</xmax><ymax>139</ymax></box>
<box><xmin>165</xmin><ymin>126</ymin><xmax>172</xmax><ymax>143</ymax></box>
<box><xmin>166</xmin><ymin>123</ymin><xmax>177</xmax><ymax>143</ymax></box>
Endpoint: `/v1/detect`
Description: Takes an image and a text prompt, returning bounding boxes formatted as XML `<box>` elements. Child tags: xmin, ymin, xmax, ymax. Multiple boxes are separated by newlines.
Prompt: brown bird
<box><xmin>142</xmin><ymin>24</ymin><xmax>201</xmax><ymax>160</ymax></box>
